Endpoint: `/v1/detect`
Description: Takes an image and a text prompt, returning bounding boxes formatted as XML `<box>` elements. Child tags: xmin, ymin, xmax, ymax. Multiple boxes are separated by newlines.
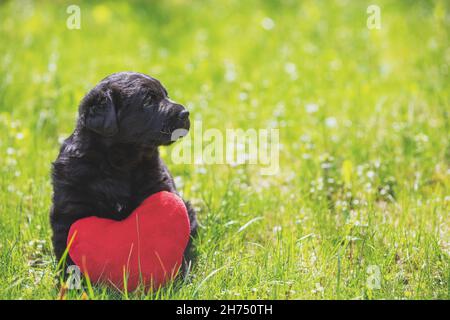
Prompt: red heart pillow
<box><xmin>67</xmin><ymin>191</ymin><xmax>190</xmax><ymax>292</ymax></box>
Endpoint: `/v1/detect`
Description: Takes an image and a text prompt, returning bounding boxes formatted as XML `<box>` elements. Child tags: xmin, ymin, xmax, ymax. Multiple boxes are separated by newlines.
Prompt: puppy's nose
<box><xmin>178</xmin><ymin>110</ymin><xmax>190</xmax><ymax>120</ymax></box>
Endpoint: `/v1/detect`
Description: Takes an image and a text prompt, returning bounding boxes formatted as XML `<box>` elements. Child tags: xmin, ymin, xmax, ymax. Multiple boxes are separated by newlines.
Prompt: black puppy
<box><xmin>50</xmin><ymin>72</ymin><xmax>197</xmax><ymax>275</ymax></box>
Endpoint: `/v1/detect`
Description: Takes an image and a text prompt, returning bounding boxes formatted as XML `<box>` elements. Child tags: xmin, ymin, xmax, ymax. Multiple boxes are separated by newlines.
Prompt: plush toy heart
<box><xmin>67</xmin><ymin>191</ymin><xmax>190</xmax><ymax>292</ymax></box>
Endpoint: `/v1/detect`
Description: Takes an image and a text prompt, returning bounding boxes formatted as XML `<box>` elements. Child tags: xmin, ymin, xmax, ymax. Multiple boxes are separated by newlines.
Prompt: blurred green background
<box><xmin>0</xmin><ymin>0</ymin><xmax>448</xmax><ymax>299</ymax></box>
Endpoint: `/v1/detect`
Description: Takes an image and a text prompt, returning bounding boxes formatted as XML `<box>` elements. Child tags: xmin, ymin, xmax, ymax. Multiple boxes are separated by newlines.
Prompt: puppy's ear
<box><xmin>85</xmin><ymin>89</ymin><xmax>119</xmax><ymax>137</ymax></box>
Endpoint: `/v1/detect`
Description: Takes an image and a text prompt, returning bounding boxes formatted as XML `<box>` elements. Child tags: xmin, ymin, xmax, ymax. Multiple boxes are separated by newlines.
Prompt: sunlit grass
<box><xmin>0</xmin><ymin>0</ymin><xmax>448</xmax><ymax>299</ymax></box>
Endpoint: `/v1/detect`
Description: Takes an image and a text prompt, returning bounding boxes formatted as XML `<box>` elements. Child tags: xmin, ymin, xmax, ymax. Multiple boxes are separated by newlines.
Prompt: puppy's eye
<box><xmin>143</xmin><ymin>95</ymin><xmax>155</xmax><ymax>108</ymax></box>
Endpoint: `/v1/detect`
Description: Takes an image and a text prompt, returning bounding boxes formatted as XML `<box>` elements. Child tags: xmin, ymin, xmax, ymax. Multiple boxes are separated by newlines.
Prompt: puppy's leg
<box><xmin>52</xmin><ymin>225</ymin><xmax>75</xmax><ymax>267</ymax></box>
<box><xmin>50</xmin><ymin>202</ymin><xmax>95</xmax><ymax>278</ymax></box>
<box><xmin>181</xmin><ymin>200</ymin><xmax>197</xmax><ymax>276</ymax></box>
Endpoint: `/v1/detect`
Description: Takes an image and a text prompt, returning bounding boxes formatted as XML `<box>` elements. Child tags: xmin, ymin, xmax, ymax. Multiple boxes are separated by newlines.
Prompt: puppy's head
<box><xmin>78</xmin><ymin>72</ymin><xmax>190</xmax><ymax>146</ymax></box>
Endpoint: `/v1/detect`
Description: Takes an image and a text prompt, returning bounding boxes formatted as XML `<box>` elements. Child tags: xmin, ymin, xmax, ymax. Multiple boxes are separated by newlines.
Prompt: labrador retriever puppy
<box><xmin>50</xmin><ymin>72</ymin><xmax>197</xmax><ymax>275</ymax></box>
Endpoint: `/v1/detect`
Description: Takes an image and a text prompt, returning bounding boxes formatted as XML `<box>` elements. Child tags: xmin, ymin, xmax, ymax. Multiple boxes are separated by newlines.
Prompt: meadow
<box><xmin>0</xmin><ymin>0</ymin><xmax>448</xmax><ymax>299</ymax></box>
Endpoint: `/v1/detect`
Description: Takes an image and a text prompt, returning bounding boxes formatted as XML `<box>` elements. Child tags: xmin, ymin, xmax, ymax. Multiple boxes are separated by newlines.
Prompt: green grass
<box><xmin>0</xmin><ymin>0</ymin><xmax>449</xmax><ymax>300</ymax></box>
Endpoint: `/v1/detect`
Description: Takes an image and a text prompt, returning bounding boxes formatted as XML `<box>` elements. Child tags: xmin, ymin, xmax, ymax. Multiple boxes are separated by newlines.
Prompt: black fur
<box><xmin>50</xmin><ymin>72</ymin><xmax>197</xmax><ymax>275</ymax></box>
